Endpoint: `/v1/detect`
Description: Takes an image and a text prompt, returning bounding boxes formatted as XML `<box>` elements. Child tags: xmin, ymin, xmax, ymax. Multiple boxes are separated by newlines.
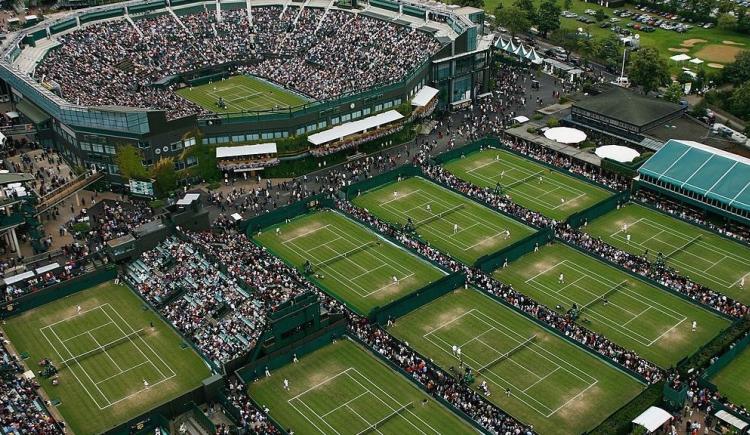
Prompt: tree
<box><xmin>663</xmin><ymin>82</ymin><xmax>684</xmax><ymax>103</ymax></box>
<box><xmin>628</xmin><ymin>47</ymin><xmax>670</xmax><ymax>94</ymax></box>
<box><xmin>513</xmin><ymin>0</ymin><xmax>537</xmax><ymax>22</ymax></box>
<box><xmin>152</xmin><ymin>157</ymin><xmax>178</xmax><ymax>197</ymax></box>
<box><xmin>455</xmin><ymin>0</ymin><xmax>484</xmax><ymax>8</ymax></box>
<box><xmin>115</xmin><ymin>144</ymin><xmax>149</xmax><ymax>181</ymax></box>
<box><xmin>729</xmin><ymin>82</ymin><xmax>750</xmax><ymax>120</ymax></box>
<box><xmin>722</xmin><ymin>50</ymin><xmax>750</xmax><ymax>85</ymax></box>
<box><xmin>563</xmin><ymin>0</ymin><xmax>572</xmax><ymax>10</ymax></box>
<box><xmin>496</xmin><ymin>6</ymin><xmax>531</xmax><ymax>35</ymax></box>
<box><xmin>594</xmin><ymin>8</ymin><xmax>608</xmax><ymax>22</ymax></box>
<box><xmin>536</xmin><ymin>0</ymin><xmax>561</xmax><ymax>37</ymax></box>
<box><xmin>717</xmin><ymin>13</ymin><xmax>738</xmax><ymax>30</ymax></box>
<box><xmin>591</xmin><ymin>34</ymin><xmax>622</xmax><ymax>71</ymax></box>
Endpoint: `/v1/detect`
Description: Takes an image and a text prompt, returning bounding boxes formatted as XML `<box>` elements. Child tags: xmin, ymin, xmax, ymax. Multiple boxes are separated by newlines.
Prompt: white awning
<box><xmin>308</xmin><ymin>110</ymin><xmax>404</xmax><ymax>146</ymax></box>
<box><xmin>216</xmin><ymin>143</ymin><xmax>277</xmax><ymax>159</ymax></box>
<box><xmin>595</xmin><ymin>145</ymin><xmax>640</xmax><ymax>163</ymax></box>
<box><xmin>512</xmin><ymin>115</ymin><xmax>530</xmax><ymax>124</ymax></box>
<box><xmin>716</xmin><ymin>410</ymin><xmax>749</xmax><ymax>431</ymax></box>
<box><xmin>35</xmin><ymin>262</ymin><xmax>60</xmax><ymax>275</ymax></box>
<box><xmin>4</xmin><ymin>270</ymin><xmax>35</xmax><ymax>285</ymax></box>
<box><xmin>633</xmin><ymin>406</ymin><xmax>672</xmax><ymax>433</ymax></box>
<box><xmin>544</xmin><ymin>127</ymin><xmax>587</xmax><ymax>144</ymax></box>
<box><xmin>176</xmin><ymin>193</ymin><xmax>200</xmax><ymax>206</ymax></box>
<box><xmin>412</xmin><ymin>86</ymin><xmax>439</xmax><ymax>107</ymax></box>
<box><xmin>670</xmin><ymin>54</ymin><xmax>691</xmax><ymax>62</ymax></box>
<box><xmin>5</xmin><ymin>111</ymin><xmax>19</xmax><ymax>119</ymax></box>
<box><xmin>231</xmin><ymin>213</ymin><xmax>242</xmax><ymax>221</ymax></box>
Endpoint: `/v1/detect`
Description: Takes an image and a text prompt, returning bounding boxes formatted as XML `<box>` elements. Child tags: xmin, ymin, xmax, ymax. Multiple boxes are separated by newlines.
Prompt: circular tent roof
<box><xmin>544</xmin><ymin>127</ymin><xmax>587</xmax><ymax>144</ymax></box>
<box><xmin>595</xmin><ymin>145</ymin><xmax>640</xmax><ymax>163</ymax></box>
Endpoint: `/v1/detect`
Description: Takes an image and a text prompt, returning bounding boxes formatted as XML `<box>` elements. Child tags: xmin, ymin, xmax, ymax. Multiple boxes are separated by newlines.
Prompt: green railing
<box><xmin>370</xmin><ymin>272</ymin><xmax>466</xmax><ymax>324</ymax></box>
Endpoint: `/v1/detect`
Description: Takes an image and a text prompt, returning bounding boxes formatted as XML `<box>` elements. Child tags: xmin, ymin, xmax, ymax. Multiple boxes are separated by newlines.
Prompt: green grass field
<box><xmin>710</xmin><ymin>344</ymin><xmax>750</xmax><ymax>408</ymax></box>
<box><xmin>585</xmin><ymin>203</ymin><xmax>750</xmax><ymax>305</ymax></box>
<box><xmin>254</xmin><ymin>209</ymin><xmax>445</xmax><ymax>315</ymax></box>
<box><xmin>2</xmin><ymin>282</ymin><xmax>211</xmax><ymax>435</ymax></box>
<box><xmin>176</xmin><ymin>75</ymin><xmax>309</xmax><ymax>113</ymax></box>
<box><xmin>494</xmin><ymin>243</ymin><xmax>731</xmax><ymax>367</ymax></box>
<box><xmin>248</xmin><ymin>339</ymin><xmax>475</xmax><ymax>435</ymax></box>
<box><xmin>443</xmin><ymin>148</ymin><xmax>612</xmax><ymax>221</ymax></box>
<box><xmin>389</xmin><ymin>287</ymin><xmax>645</xmax><ymax>434</ymax></box>
<box><xmin>352</xmin><ymin>177</ymin><xmax>536</xmax><ymax>264</ymax></box>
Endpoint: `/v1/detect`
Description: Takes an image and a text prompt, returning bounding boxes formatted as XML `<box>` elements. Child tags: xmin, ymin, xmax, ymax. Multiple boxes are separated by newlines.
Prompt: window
<box><xmin>232</xmin><ymin>135</ymin><xmax>245</xmax><ymax>143</ymax></box>
<box><xmin>104</xmin><ymin>144</ymin><xmax>116</xmax><ymax>155</ymax></box>
<box><xmin>318</xmin><ymin>121</ymin><xmax>327</xmax><ymax>129</ymax></box>
<box><xmin>352</xmin><ymin>111</ymin><xmax>362</xmax><ymax>119</ymax></box>
<box><xmin>186</xmin><ymin>156</ymin><xmax>197</xmax><ymax>167</ymax></box>
<box><xmin>341</xmin><ymin>114</ymin><xmax>351</xmax><ymax>122</ymax></box>
<box><xmin>261</xmin><ymin>132</ymin><xmax>273</xmax><ymax>140</ymax></box>
<box><xmin>171</xmin><ymin>141</ymin><xmax>182</xmax><ymax>151</ymax></box>
<box><xmin>375</xmin><ymin>104</ymin><xmax>383</xmax><ymax>112</ymax></box>
<box><xmin>331</xmin><ymin>116</ymin><xmax>340</xmax><ymax>125</ymax></box>
<box><xmin>80</xmin><ymin>142</ymin><xmax>92</xmax><ymax>152</ymax></box>
<box><xmin>92</xmin><ymin>143</ymin><xmax>104</xmax><ymax>153</ymax></box>
<box><xmin>184</xmin><ymin>137</ymin><xmax>196</xmax><ymax>148</ymax></box>
<box><xmin>296</xmin><ymin>127</ymin><xmax>305</xmax><ymax>135</ymax></box>
<box><xmin>107</xmin><ymin>164</ymin><xmax>119</xmax><ymax>174</ymax></box>
<box><xmin>363</xmin><ymin>108</ymin><xmax>371</xmax><ymax>116</ymax></box>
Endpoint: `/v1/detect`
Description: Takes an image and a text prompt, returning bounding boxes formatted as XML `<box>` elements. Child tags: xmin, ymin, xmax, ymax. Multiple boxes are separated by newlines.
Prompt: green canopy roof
<box><xmin>16</xmin><ymin>98</ymin><xmax>50</xmax><ymax>124</ymax></box>
<box><xmin>638</xmin><ymin>139</ymin><xmax>750</xmax><ymax>214</ymax></box>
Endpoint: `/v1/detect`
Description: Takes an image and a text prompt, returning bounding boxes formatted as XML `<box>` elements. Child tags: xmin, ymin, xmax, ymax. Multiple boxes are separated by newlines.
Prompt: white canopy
<box><xmin>689</xmin><ymin>57</ymin><xmax>704</xmax><ymax>64</ymax></box>
<box><xmin>230</xmin><ymin>213</ymin><xmax>242</xmax><ymax>221</ymax></box>
<box><xmin>4</xmin><ymin>270</ymin><xmax>35</xmax><ymax>285</ymax></box>
<box><xmin>5</xmin><ymin>111</ymin><xmax>19</xmax><ymax>119</ymax></box>
<box><xmin>715</xmin><ymin>410</ymin><xmax>749</xmax><ymax>431</ymax></box>
<box><xmin>176</xmin><ymin>193</ymin><xmax>200</xmax><ymax>206</ymax></box>
<box><xmin>544</xmin><ymin>127</ymin><xmax>587</xmax><ymax>144</ymax></box>
<box><xmin>412</xmin><ymin>86</ymin><xmax>439</xmax><ymax>107</ymax></box>
<box><xmin>308</xmin><ymin>110</ymin><xmax>404</xmax><ymax>146</ymax></box>
<box><xmin>632</xmin><ymin>406</ymin><xmax>672</xmax><ymax>433</ymax></box>
<box><xmin>216</xmin><ymin>143</ymin><xmax>277</xmax><ymax>159</ymax></box>
<box><xmin>595</xmin><ymin>145</ymin><xmax>640</xmax><ymax>162</ymax></box>
<box><xmin>35</xmin><ymin>262</ymin><xmax>60</xmax><ymax>275</ymax></box>
<box><xmin>670</xmin><ymin>54</ymin><xmax>691</xmax><ymax>62</ymax></box>
<box><xmin>512</xmin><ymin>115</ymin><xmax>530</xmax><ymax>124</ymax></box>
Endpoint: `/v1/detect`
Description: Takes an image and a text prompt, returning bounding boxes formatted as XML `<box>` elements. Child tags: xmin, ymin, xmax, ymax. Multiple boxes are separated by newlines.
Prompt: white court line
<box><xmin>281</xmin><ymin>224</ymin><xmax>331</xmax><ymax>243</ymax></box>
<box><xmin>61</xmin><ymin>321</ymin><xmax>114</xmax><ymax>343</ymax></box>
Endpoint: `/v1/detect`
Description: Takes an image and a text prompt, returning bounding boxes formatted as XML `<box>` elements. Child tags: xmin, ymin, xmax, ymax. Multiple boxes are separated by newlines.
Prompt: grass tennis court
<box><xmin>352</xmin><ymin>177</ymin><xmax>536</xmax><ymax>264</ymax></box>
<box><xmin>254</xmin><ymin>209</ymin><xmax>445</xmax><ymax>315</ymax></box>
<box><xmin>709</xmin><ymin>344</ymin><xmax>750</xmax><ymax>408</ymax></box>
<box><xmin>494</xmin><ymin>243</ymin><xmax>731</xmax><ymax>367</ymax></box>
<box><xmin>176</xmin><ymin>75</ymin><xmax>309</xmax><ymax>113</ymax></box>
<box><xmin>389</xmin><ymin>287</ymin><xmax>644</xmax><ymax>434</ymax></box>
<box><xmin>2</xmin><ymin>282</ymin><xmax>211</xmax><ymax>435</ymax></box>
<box><xmin>249</xmin><ymin>339</ymin><xmax>475</xmax><ymax>435</ymax></box>
<box><xmin>443</xmin><ymin>148</ymin><xmax>612</xmax><ymax>220</ymax></box>
<box><xmin>585</xmin><ymin>203</ymin><xmax>750</xmax><ymax>304</ymax></box>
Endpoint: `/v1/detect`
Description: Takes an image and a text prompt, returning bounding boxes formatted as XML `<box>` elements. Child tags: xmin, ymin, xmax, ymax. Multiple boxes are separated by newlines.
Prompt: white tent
<box><xmin>512</xmin><ymin>115</ymin><xmax>530</xmax><ymax>124</ymax></box>
<box><xmin>670</xmin><ymin>53</ymin><xmax>691</xmax><ymax>62</ymax></box>
<box><xmin>689</xmin><ymin>57</ymin><xmax>704</xmax><ymax>64</ymax></box>
<box><xmin>544</xmin><ymin>127</ymin><xmax>587</xmax><ymax>144</ymax></box>
<box><xmin>308</xmin><ymin>110</ymin><xmax>404</xmax><ymax>146</ymax></box>
<box><xmin>411</xmin><ymin>86</ymin><xmax>439</xmax><ymax>107</ymax></box>
<box><xmin>595</xmin><ymin>145</ymin><xmax>640</xmax><ymax>162</ymax></box>
<box><xmin>216</xmin><ymin>143</ymin><xmax>277</xmax><ymax>159</ymax></box>
<box><xmin>632</xmin><ymin>406</ymin><xmax>672</xmax><ymax>433</ymax></box>
<box><xmin>715</xmin><ymin>410</ymin><xmax>749</xmax><ymax>432</ymax></box>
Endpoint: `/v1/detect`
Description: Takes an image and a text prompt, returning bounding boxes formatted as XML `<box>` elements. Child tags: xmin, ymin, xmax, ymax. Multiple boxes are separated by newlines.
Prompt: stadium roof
<box><xmin>638</xmin><ymin>139</ymin><xmax>750</xmax><ymax>213</ymax></box>
<box><xmin>308</xmin><ymin>110</ymin><xmax>404</xmax><ymax>146</ymax></box>
<box><xmin>216</xmin><ymin>143</ymin><xmax>277</xmax><ymax>158</ymax></box>
<box><xmin>573</xmin><ymin>86</ymin><xmax>684</xmax><ymax>128</ymax></box>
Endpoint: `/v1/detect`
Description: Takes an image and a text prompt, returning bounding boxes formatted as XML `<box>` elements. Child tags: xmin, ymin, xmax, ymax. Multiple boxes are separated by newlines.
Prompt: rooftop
<box><xmin>573</xmin><ymin>86</ymin><xmax>684</xmax><ymax>128</ymax></box>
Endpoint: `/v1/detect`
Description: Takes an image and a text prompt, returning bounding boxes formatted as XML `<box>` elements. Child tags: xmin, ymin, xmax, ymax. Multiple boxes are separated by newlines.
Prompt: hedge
<box><xmin>587</xmin><ymin>381</ymin><xmax>665</xmax><ymax>435</ymax></box>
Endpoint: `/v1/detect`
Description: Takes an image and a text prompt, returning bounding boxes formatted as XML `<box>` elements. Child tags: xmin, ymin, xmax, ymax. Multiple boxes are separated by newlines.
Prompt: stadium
<box><xmin>1</xmin><ymin>0</ymin><xmax>750</xmax><ymax>434</ymax></box>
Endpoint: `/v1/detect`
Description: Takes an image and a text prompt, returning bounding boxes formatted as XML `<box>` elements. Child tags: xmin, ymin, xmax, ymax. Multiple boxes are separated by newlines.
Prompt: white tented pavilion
<box><xmin>632</xmin><ymin>406</ymin><xmax>672</xmax><ymax>433</ymax></box>
<box><xmin>308</xmin><ymin>110</ymin><xmax>404</xmax><ymax>146</ymax></box>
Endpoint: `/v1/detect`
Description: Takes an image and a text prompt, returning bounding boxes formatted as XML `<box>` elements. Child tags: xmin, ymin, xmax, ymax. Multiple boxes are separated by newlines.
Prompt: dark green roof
<box><xmin>15</xmin><ymin>98</ymin><xmax>50</xmax><ymax>124</ymax></box>
<box><xmin>573</xmin><ymin>87</ymin><xmax>684</xmax><ymax>127</ymax></box>
<box><xmin>0</xmin><ymin>173</ymin><xmax>35</xmax><ymax>185</ymax></box>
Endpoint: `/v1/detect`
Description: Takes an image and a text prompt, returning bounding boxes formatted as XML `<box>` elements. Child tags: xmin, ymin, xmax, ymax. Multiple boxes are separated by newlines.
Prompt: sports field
<box><xmin>249</xmin><ymin>339</ymin><xmax>475</xmax><ymax>435</ymax></box>
<box><xmin>709</xmin><ymin>344</ymin><xmax>750</xmax><ymax>408</ymax></box>
<box><xmin>254</xmin><ymin>209</ymin><xmax>445</xmax><ymax>314</ymax></box>
<box><xmin>352</xmin><ymin>177</ymin><xmax>536</xmax><ymax>264</ymax></box>
<box><xmin>585</xmin><ymin>203</ymin><xmax>750</xmax><ymax>304</ymax></box>
<box><xmin>2</xmin><ymin>282</ymin><xmax>211</xmax><ymax>435</ymax></box>
<box><xmin>443</xmin><ymin>148</ymin><xmax>612</xmax><ymax>221</ymax></box>
<box><xmin>494</xmin><ymin>243</ymin><xmax>731</xmax><ymax>367</ymax></box>
<box><xmin>389</xmin><ymin>287</ymin><xmax>645</xmax><ymax>434</ymax></box>
<box><xmin>176</xmin><ymin>75</ymin><xmax>309</xmax><ymax>113</ymax></box>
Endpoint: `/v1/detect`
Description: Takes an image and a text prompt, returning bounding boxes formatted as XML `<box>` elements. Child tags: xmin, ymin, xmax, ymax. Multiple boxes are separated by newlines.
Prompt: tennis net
<box><xmin>506</xmin><ymin>170</ymin><xmax>545</xmax><ymax>190</ymax></box>
<box><xmin>314</xmin><ymin>241</ymin><xmax>377</xmax><ymax>269</ymax></box>
<box><xmin>357</xmin><ymin>402</ymin><xmax>413</xmax><ymax>434</ymax></box>
<box><xmin>59</xmin><ymin>329</ymin><xmax>145</xmax><ymax>368</ymax></box>
<box><xmin>581</xmin><ymin>280</ymin><xmax>627</xmax><ymax>312</ymax></box>
<box><xmin>414</xmin><ymin>204</ymin><xmax>464</xmax><ymax>227</ymax></box>
<box><xmin>665</xmin><ymin>235</ymin><xmax>701</xmax><ymax>259</ymax></box>
<box><xmin>476</xmin><ymin>335</ymin><xmax>536</xmax><ymax>373</ymax></box>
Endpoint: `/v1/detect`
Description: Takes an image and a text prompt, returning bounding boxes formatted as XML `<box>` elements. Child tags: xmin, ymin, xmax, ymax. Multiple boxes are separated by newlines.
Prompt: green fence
<box><xmin>244</xmin><ymin>194</ymin><xmax>333</xmax><ymax>234</ymax></box>
<box><xmin>476</xmin><ymin>228</ymin><xmax>553</xmax><ymax>272</ymax></box>
<box><xmin>370</xmin><ymin>272</ymin><xmax>466</xmax><ymax>324</ymax></box>
<box><xmin>566</xmin><ymin>191</ymin><xmax>630</xmax><ymax>228</ymax></box>
<box><xmin>432</xmin><ymin>136</ymin><xmax>499</xmax><ymax>165</ymax></box>
<box><xmin>704</xmin><ymin>332</ymin><xmax>750</xmax><ymax>380</ymax></box>
<box><xmin>342</xmin><ymin>165</ymin><xmax>423</xmax><ymax>200</ymax></box>
<box><xmin>1</xmin><ymin>266</ymin><xmax>116</xmax><ymax>318</ymax></box>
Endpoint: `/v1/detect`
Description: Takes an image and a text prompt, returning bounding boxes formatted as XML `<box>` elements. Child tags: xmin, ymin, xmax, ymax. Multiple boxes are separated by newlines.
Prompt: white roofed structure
<box><xmin>595</xmin><ymin>145</ymin><xmax>640</xmax><ymax>162</ymax></box>
<box><xmin>216</xmin><ymin>143</ymin><xmax>277</xmax><ymax>159</ymax></box>
<box><xmin>308</xmin><ymin>110</ymin><xmax>404</xmax><ymax>146</ymax></box>
<box><xmin>632</xmin><ymin>406</ymin><xmax>672</xmax><ymax>433</ymax></box>
<box><xmin>412</xmin><ymin>86</ymin><xmax>439</xmax><ymax>107</ymax></box>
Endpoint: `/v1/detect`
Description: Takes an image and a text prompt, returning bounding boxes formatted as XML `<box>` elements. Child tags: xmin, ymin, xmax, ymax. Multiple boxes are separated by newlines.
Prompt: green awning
<box><xmin>16</xmin><ymin>99</ymin><xmax>50</xmax><ymax>124</ymax></box>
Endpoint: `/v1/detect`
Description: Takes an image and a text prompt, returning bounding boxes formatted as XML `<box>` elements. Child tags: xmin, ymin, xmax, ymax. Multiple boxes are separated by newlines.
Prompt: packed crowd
<box><xmin>85</xmin><ymin>199</ymin><xmax>154</xmax><ymax>243</ymax></box>
<box><xmin>0</xmin><ymin>335</ymin><xmax>60</xmax><ymax>434</ymax></box>
<box><xmin>2</xmin><ymin>255</ymin><xmax>88</xmax><ymax>303</ymax></box>
<box><xmin>7</xmin><ymin>150</ymin><xmax>74</xmax><ymax>197</ymax></box>
<box><xmin>37</xmin><ymin>7</ymin><xmax>439</xmax><ymax>118</ymax></box>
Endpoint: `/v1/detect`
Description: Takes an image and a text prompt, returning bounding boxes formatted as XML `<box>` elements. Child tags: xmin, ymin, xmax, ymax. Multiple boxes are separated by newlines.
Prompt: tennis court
<box><xmin>585</xmin><ymin>203</ymin><xmax>750</xmax><ymax>304</ymax></box>
<box><xmin>249</xmin><ymin>340</ymin><xmax>474</xmax><ymax>435</ymax></box>
<box><xmin>494</xmin><ymin>243</ymin><xmax>731</xmax><ymax>367</ymax></box>
<box><xmin>389</xmin><ymin>288</ymin><xmax>644</xmax><ymax>434</ymax></box>
<box><xmin>2</xmin><ymin>282</ymin><xmax>211</xmax><ymax>434</ymax></box>
<box><xmin>176</xmin><ymin>75</ymin><xmax>309</xmax><ymax>113</ymax></box>
<box><xmin>352</xmin><ymin>177</ymin><xmax>536</xmax><ymax>264</ymax></box>
<box><xmin>709</xmin><ymin>344</ymin><xmax>750</xmax><ymax>408</ymax></box>
<box><xmin>254</xmin><ymin>209</ymin><xmax>445</xmax><ymax>314</ymax></box>
<box><xmin>443</xmin><ymin>148</ymin><xmax>612</xmax><ymax>220</ymax></box>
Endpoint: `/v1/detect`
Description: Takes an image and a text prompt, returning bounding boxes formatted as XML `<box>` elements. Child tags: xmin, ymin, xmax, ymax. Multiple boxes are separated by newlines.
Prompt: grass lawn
<box><xmin>443</xmin><ymin>147</ymin><xmax>612</xmax><ymax>221</ymax></box>
<box><xmin>2</xmin><ymin>282</ymin><xmax>212</xmax><ymax>435</ymax></box>
<box><xmin>248</xmin><ymin>339</ymin><xmax>475</xmax><ymax>435</ymax></box>
<box><xmin>494</xmin><ymin>243</ymin><xmax>731</xmax><ymax>367</ymax></box>
<box><xmin>176</xmin><ymin>75</ymin><xmax>309</xmax><ymax>113</ymax></box>
<box><xmin>710</xmin><ymin>344</ymin><xmax>750</xmax><ymax>408</ymax></box>
<box><xmin>254</xmin><ymin>209</ymin><xmax>446</xmax><ymax>315</ymax></box>
<box><xmin>352</xmin><ymin>177</ymin><xmax>536</xmax><ymax>265</ymax></box>
<box><xmin>389</xmin><ymin>287</ymin><xmax>645</xmax><ymax>434</ymax></box>
<box><xmin>585</xmin><ymin>203</ymin><xmax>750</xmax><ymax>304</ymax></box>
